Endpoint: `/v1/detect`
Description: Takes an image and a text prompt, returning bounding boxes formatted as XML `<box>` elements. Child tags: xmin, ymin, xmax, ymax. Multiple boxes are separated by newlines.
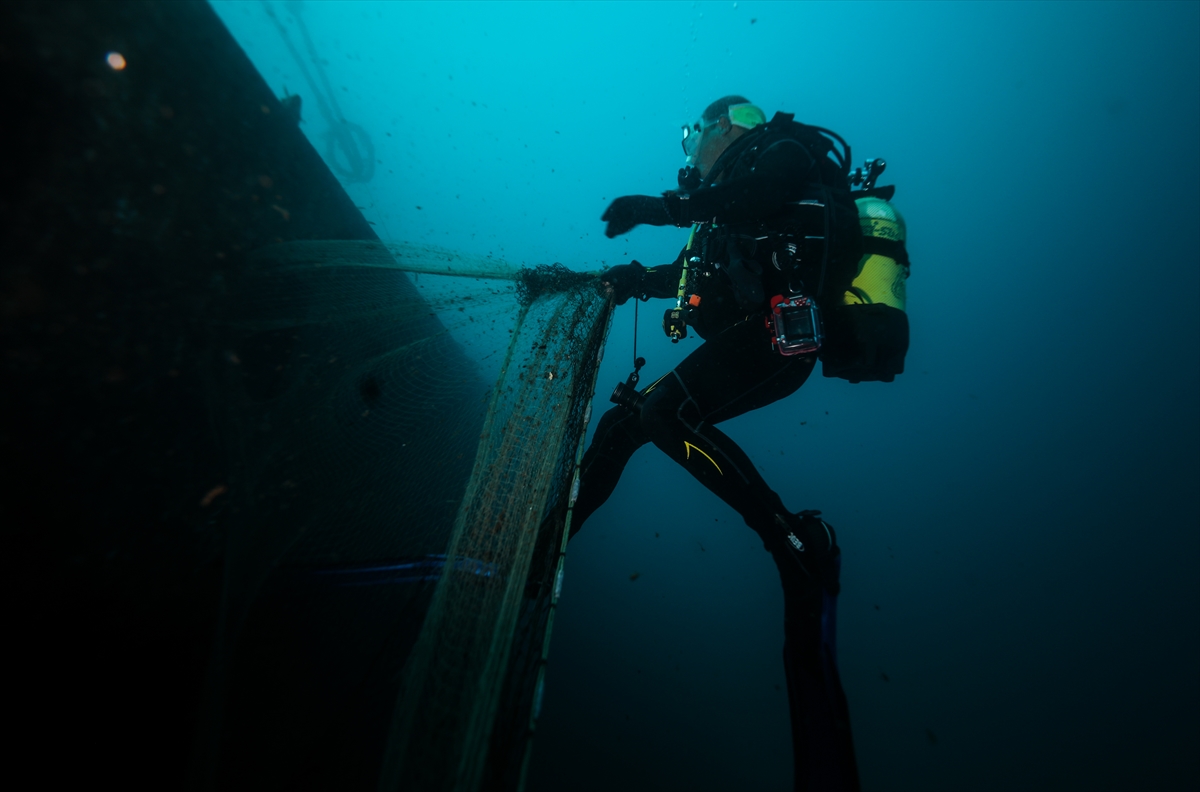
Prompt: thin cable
<box><xmin>632</xmin><ymin>297</ymin><xmax>638</xmax><ymax>368</ymax></box>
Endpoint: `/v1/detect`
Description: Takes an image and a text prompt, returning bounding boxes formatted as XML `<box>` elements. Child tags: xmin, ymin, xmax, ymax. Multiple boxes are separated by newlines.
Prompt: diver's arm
<box><xmin>668</xmin><ymin>139</ymin><xmax>813</xmax><ymax>225</ymax></box>
<box><xmin>599</xmin><ymin>251</ymin><xmax>683</xmax><ymax>305</ymax></box>
<box><xmin>639</xmin><ymin>252</ymin><xmax>684</xmax><ymax>300</ymax></box>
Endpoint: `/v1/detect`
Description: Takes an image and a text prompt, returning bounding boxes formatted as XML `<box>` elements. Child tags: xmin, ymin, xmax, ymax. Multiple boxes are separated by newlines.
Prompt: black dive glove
<box><xmin>599</xmin><ymin>260</ymin><xmax>645</xmax><ymax>305</ymax></box>
<box><xmin>601</xmin><ymin>194</ymin><xmax>682</xmax><ymax>238</ymax></box>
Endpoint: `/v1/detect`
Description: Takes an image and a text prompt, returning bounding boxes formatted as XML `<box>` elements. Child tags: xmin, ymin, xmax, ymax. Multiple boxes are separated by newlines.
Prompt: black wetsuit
<box><xmin>572</xmin><ymin>119</ymin><xmax>862</xmax><ymax>791</ymax></box>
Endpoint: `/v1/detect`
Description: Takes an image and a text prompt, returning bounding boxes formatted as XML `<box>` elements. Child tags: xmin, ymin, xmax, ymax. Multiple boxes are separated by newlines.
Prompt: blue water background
<box><xmin>211</xmin><ymin>2</ymin><xmax>1200</xmax><ymax>790</ymax></box>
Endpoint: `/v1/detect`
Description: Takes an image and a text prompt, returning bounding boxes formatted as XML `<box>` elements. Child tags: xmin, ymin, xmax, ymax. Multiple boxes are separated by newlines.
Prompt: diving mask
<box><xmin>680</xmin><ymin>103</ymin><xmax>766</xmax><ymax>159</ymax></box>
<box><xmin>681</xmin><ymin>117</ymin><xmax>720</xmax><ymax>159</ymax></box>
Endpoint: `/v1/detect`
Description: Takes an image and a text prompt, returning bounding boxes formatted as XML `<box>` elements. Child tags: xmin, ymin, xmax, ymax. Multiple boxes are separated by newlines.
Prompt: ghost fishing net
<box><xmin>199</xmin><ymin>239</ymin><xmax>611</xmax><ymax>791</ymax></box>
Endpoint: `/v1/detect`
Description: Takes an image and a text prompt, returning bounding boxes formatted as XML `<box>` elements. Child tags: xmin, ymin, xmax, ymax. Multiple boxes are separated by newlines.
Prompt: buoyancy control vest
<box><xmin>678</xmin><ymin>112</ymin><xmax>910</xmax><ymax>383</ymax></box>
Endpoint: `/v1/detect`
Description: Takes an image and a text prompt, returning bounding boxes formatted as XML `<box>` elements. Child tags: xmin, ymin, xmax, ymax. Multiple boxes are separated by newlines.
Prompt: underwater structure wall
<box><xmin>2</xmin><ymin>2</ymin><xmax>608</xmax><ymax>789</ymax></box>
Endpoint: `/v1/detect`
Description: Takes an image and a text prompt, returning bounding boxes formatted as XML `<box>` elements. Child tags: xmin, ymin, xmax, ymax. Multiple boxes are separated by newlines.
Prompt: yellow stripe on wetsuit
<box><xmin>684</xmin><ymin>442</ymin><xmax>723</xmax><ymax>474</ymax></box>
<box><xmin>641</xmin><ymin>373</ymin><xmax>670</xmax><ymax>396</ymax></box>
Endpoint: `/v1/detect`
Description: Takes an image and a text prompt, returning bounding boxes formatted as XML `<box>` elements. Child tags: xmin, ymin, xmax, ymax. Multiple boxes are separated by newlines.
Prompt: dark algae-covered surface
<box><xmin>4</xmin><ymin>1</ymin><xmax>431</xmax><ymax>787</ymax></box>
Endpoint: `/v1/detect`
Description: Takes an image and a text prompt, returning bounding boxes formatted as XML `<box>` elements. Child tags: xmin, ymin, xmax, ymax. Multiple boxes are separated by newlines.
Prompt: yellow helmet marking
<box><xmin>684</xmin><ymin>442</ymin><xmax>723</xmax><ymax>474</ymax></box>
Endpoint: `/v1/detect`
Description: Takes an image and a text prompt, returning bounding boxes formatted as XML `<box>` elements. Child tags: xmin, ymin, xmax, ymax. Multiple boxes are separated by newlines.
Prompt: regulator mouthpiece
<box><xmin>678</xmin><ymin>165</ymin><xmax>701</xmax><ymax>191</ymax></box>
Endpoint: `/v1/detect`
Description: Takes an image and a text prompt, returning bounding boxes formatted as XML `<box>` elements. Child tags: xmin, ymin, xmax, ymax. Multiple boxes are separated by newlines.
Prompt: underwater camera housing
<box><xmin>610</xmin><ymin>356</ymin><xmax>647</xmax><ymax>411</ymax></box>
<box><xmin>769</xmin><ymin>295</ymin><xmax>823</xmax><ymax>356</ymax></box>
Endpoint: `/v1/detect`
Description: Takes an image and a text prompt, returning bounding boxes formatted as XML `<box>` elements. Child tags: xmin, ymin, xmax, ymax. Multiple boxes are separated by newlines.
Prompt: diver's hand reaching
<box><xmin>600</xmin><ymin>260</ymin><xmax>646</xmax><ymax>306</ymax></box>
<box><xmin>601</xmin><ymin>195</ymin><xmax>674</xmax><ymax>238</ymax></box>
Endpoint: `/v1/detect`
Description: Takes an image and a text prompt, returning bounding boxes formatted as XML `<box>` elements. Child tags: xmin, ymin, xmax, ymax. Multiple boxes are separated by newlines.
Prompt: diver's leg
<box><xmin>568</xmin><ymin>402</ymin><xmax>651</xmax><ymax>538</ymax></box>
<box><xmin>526</xmin><ymin>402</ymin><xmax>650</xmax><ymax>593</ymax></box>
<box><xmin>638</xmin><ymin>319</ymin><xmax>857</xmax><ymax>788</ymax></box>
<box><xmin>760</xmin><ymin>522</ymin><xmax>859</xmax><ymax>792</ymax></box>
<box><xmin>637</xmin><ymin>319</ymin><xmax>814</xmax><ymax>529</ymax></box>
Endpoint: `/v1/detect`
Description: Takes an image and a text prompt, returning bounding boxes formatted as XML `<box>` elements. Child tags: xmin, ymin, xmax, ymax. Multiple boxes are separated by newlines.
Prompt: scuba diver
<box><xmin>568</xmin><ymin>95</ymin><xmax>910</xmax><ymax>791</ymax></box>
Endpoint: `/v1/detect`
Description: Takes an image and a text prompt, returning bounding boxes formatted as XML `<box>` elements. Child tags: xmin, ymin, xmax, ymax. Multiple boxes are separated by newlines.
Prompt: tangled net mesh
<box><xmin>515</xmin><ymin>262</ymin><xmax>598</xmax><ymax>307</ymax></box>
<box><xmin>200</xmin><ymin>239</ymin><xmax>612</xmax><ymax>790</ymax></box>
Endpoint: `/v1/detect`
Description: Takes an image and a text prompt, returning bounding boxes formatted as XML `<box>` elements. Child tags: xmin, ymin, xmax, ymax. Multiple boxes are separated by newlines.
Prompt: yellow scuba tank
<box><xmin>819</xmin><ymin>192</ymin><xmax>910</xmax><ymax>383</ymax></box>
<box><xmin>845</xmin><ymin>196</ymin><xmax>908</xmax><ymax>310</ymax></box>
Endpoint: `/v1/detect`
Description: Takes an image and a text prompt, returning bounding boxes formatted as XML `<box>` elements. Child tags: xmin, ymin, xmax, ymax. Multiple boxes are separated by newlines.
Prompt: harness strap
<box><xmin>860</xmin><ymin>237</ymin><xmax>910</xmax><ymax>268</ymax></box>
